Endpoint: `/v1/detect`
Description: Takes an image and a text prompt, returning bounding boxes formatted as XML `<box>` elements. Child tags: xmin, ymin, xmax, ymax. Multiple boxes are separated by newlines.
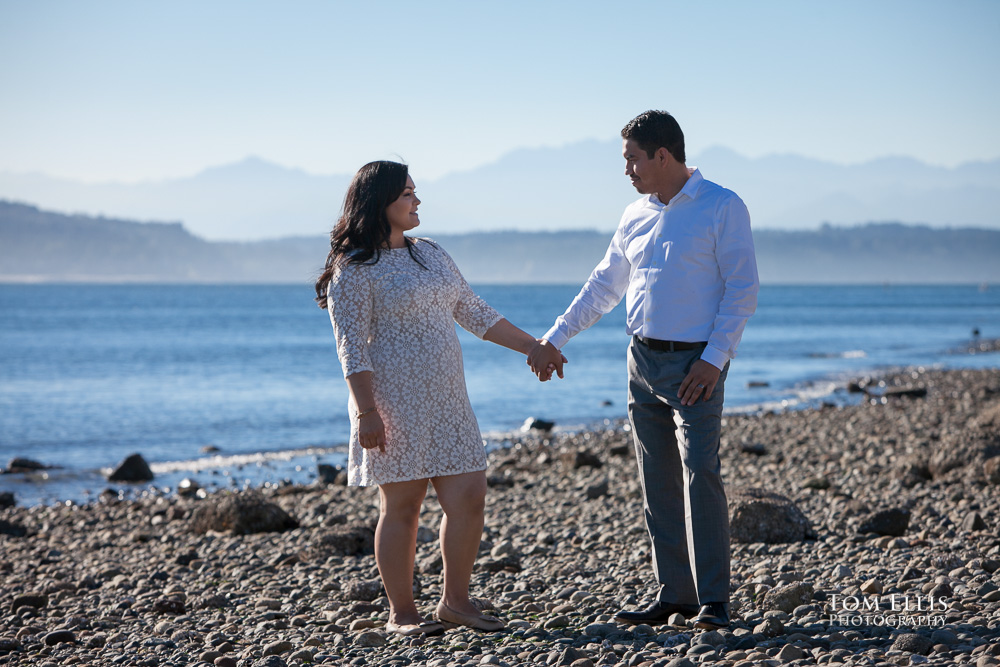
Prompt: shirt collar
<box><xmin>646</xmin><ymin>167</ymin><xmax>704</xmax><ymax>208</ymax></box>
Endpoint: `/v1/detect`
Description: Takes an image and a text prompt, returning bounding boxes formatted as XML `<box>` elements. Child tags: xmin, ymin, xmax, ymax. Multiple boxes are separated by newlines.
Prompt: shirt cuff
<box><xmin>542</xmin><ymin>327</ymin><xmax>570</xmax><ymax>350</ymax></box>
<box><xmin>700</xmin><ymin>345</ymin><xmax>730</xmax><ymax>372</ymax></box>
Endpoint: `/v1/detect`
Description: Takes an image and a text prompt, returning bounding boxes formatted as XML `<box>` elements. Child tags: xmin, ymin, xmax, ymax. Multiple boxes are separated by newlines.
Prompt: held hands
<box><xmin>357</xmin><ymin>411</ymin><xmax>386</xmax><ymax>452</ymax></box>
<box><xmin>678</xmin><ymin>359</ymin><xmax>722</xmax><ymax>406</ymax></box>
<box><xmin>527</xmin><ymin>339</ymin><xmax>567</xmax><ymax>382</ymax></box>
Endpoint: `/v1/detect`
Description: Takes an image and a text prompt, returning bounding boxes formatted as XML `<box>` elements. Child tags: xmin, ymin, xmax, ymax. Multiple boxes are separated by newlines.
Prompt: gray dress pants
<box><xmin>626</xmin><ymin>337</ymin><xmax>730</xmax><ymax>605</ymax></box>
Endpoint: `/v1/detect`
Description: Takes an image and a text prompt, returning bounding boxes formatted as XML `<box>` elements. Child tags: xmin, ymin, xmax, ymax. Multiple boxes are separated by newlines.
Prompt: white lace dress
<box><xmin>327</xmin><ymin>238</ymin><xmax>504</xmax><ymax>486</ymax></box>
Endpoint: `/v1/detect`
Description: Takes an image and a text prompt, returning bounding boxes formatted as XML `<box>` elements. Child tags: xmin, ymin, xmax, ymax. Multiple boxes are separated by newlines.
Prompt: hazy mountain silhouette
<box><xmin>4</xmin><ymin>200</ymin><xmax>999</xmax><ymax>285</ymax></box>
<box><xmin>0</xmin><ymin>143</ymin><xmax>996</xmax><ymax>240</ymax></box>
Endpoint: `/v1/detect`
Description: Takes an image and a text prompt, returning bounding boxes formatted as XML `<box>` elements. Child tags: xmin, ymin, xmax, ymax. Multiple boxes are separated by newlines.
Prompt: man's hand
<box><xmin>527</xmin><ymin>339</ymin><xmax>567</xmax><ymax>382</ymax></box>
<box><xmin>678</xmin><ymin>359</ymin><xmax>722</xmax><ymax>406</ymax></box>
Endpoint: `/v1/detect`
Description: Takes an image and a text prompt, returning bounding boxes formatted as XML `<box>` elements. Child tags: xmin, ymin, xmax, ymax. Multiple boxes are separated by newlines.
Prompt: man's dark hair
<box><xmin>621</xmin><ymin>110</ymin><xmax>685</xmax><ymax>163</ymax></box>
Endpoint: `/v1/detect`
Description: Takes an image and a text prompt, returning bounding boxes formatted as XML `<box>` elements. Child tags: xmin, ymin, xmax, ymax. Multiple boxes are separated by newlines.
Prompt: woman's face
<box><xmin>384</xmin><ymin>175</ymin><xmax>420</xmax><ymax>234</ymax></box>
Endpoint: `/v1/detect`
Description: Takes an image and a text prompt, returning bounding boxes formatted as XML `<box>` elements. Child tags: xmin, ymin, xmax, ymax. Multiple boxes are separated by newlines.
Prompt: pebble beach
<box><xmin>2</xmin><ymin>366</ymin><xmax>999</xmax><ymax>667</ymax></box>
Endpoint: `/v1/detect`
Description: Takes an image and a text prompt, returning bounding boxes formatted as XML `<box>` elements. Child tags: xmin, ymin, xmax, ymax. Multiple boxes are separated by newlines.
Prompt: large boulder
<box><xmin>728</xmin><ymin>487</ymin><xmax>814</xmax><ymax>543</ymax></box>
<box><xmin>107</xmin><ymin>453</ymin><xmax>154</xmax><ymax>482</ymax></box>
<box><xmin>190</xmin><ymin>490</ymin><xmax>299</xmax><ymax>535</ymax></box>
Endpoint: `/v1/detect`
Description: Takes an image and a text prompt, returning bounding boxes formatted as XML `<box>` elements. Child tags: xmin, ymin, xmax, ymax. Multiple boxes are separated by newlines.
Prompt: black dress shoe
<box><xmin>693</xmin><ymin>602</ymin><xmax>730</xmax><ymax>629</ymax></box>
<box><xmin>614</xmin><ymin>600</ymin><xmax>699</xmax><ymax>625</ymax></box>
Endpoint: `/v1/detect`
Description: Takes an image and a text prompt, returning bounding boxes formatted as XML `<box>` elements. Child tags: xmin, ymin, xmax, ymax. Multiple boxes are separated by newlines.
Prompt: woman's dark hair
<box><xmin>621</xmin><ymin>110</ymin><xmax>685</xmax><ymax>163</ymax></box>
<box><xmin>315</xmin><ymin>160</ymin><xmax>425</xmax><ymax>308</ymax></box>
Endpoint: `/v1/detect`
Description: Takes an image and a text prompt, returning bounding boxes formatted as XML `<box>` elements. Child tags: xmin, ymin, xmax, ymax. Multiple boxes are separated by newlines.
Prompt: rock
<box><xmin>490</xmin><ymin>540</ymin><xmax>519</xmax><ymax>559</ymax></box>
<box><xmin>252</xmin><ymin>657</ymin><xmax>287</xmax><ymax>667</ymax></box>
<box><xmin>761</xmin><ymin>583</ymin><xmax>814</xmax><ymax>613</ymax></box>
<box><xmin>0</xmin><ymin>519</ymin><xmax>27</xmax><ymax>538</ymax></box>
<box><xmin>4</xmin><ymin>457</ymin><xmax>48</xmax><ymax>473</ymax></box>
<box><xmin>311</xmin><ymin>523</ymin><xmax>375</xmax><ymax>556</ymax></box>
<box><xmin>728</xmin><ymin>487</ymin><xmax>814</xmax><ymax>543</ymax></box>
<box><xmin>693</xmin><ymin>630</ymin><xmax>725</xmax><ymax>646</ymax></box>
<box><xmin>858</xmin><ymin>508</ymin><xmax>910</xmax><ymax>536</ymax></box>
<box><xmin>963</xmin><ymin>512</ymin><xmax>988</xmax><ymax>531</ymax></box>
<box><xmin>585</xmin><ymin>479</ymin><xmax>609</xmax><ymax>499</ymax></box>
<box><xmin>11</xmin><ymin>593</ymin><xmax>47</xmax><ymax>612</ymax></box>
<box><xmin>582</xmin><ymin>623</ymin><xmax>617</xmax><ymax>637</ymax></box>
<box><xmin>570</xmin><ymin>659</ymin><xmax>595</xmax><ymax>667</ymax></box>
<box><xmin>215</xmin><ymin>658</ymin><xmax>238</xmax><ymax>667</ymax></box>
<box><xmin>152</xmin><ymin>598</ymin><xmax>185</xmax><ymax>614</ymax></box>
<box><xmin>985</xmin><ymin>456</ymin><xmax>1000</xmax><ymax>484</ymax></box>
<box><xmin>0</xmin><ymin>638</ymin><xmax>21</xmax><ymax>653</ymax></box>
<box><xmin>561</xmin><ymin>449</ymin><xmax>602</xmax><ymax>469</ymax></box>
<box><xmin>801</xmin><ymin>476</ymin><xmax>830</xmax><ymax>490</ymax></box>
<box><xmin>558</xmin><ymin>647</ymin><xmax>587</xmax><ymax>665</ymax></box>
<box><xmin>753</xmin><ymin>617</ymin><xmax>784</xmax><ymax>637</ymax></box>
<box><xmin>42</xmin><ymin>630</ymin><xmax>75</xmax><ymax>646</ymax></box>
<box><xmin>777</xmin><ymin>644</ymin><xmax>805</xmax><ymax>661</ymax></box>
<box><xmin>263</xmin><ymin>640</ymin><xmax>294</xmax><ymax>656</ymax></box>
<box><xmin>189</xmin><ymin>490</ymin><xmax>299</xmax><ymax>535</ymax></box>
<box><xmin>665</xmin><ymin>659</ymin><xmax>696</xmax><ymax>667</ymax></box>
<box><xmin>107</xmin><ymin>453</ymin><xmax>154</xmax><ymax>482</ymax></box>
<box><xmin>543</xmin><ymin>614</ymin><xmax>570</xmax><ymax>629</ymax></box>
<box><xmin>892</xmin><ymin>633</ymin><xmax>934</xmax><ymax>655</ymax></box>
<box><xmin>177</xmin><ymin>478</ymin><xmax>202</xmax><ymax>497</ymax></box>
<box><xmin>316</xmin><ymin>464</ymin><xmax>345</xmax><ymax>485</ymax></box>
<box><xmin>930</xmin><ymin>399</ymin><xmax>1000</xmax><ymax>477</ymax></box>
<box><xmin>343</xmin><ymin>579</ymin><xmax>383</xmax><ymax>602</ymax></box>
<box><xmin>667</xmin><ymin>612</ymin><xmax>687</xmax><ymax>626</ymax></box>
<box><xmin>930</xmin><ymin>629</ymin><xmax>959</xmax><ymax>645</ymax></box>
<box><xmin>860</xmin><ymin>578</ymin><xmax>883</xmax><ymax>594</ymax></box>
<box><xmin>522</xmin><ymin>417</ymin><xmax>555</xmax><ymax>432</ymax></box>
<box><xmin>740</xmin><ymin>443</ymin><xmax>767</xmax><ymax>456</ymax></box>
<box><xmin>0</xmin><ymin>492</ymin><xmax>14</xmax><ymax>508</ymax></box>
<box><xmin>353</xmin><ymin>631</ymin><xmax>387</xmax><ymax>648</ymax></box>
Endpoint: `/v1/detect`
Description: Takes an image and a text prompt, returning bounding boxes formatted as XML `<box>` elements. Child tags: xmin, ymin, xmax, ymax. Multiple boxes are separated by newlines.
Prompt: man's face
<box><xmin>623</xmin><ymin>138</ymin><xmax>657</xmax><ymax>194</ymax></box>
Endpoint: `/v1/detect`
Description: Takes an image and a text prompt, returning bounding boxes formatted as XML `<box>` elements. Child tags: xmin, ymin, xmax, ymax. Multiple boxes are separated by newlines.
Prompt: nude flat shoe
<box><xmin>435</xmin><ymin>602</ymin><xmax>505</xmax><ymax>632</ymax></box>
<box><xmin>385</xmin><ymin>620</ymin><xmax>445</xmax><ymax>636</ymax></box>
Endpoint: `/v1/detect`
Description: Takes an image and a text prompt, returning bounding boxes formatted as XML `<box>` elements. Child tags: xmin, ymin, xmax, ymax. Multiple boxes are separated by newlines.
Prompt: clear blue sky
<box><xmin>2</xmin><ymin>0</ymin><xmax>998</xmax><ymax>183</ymax></box>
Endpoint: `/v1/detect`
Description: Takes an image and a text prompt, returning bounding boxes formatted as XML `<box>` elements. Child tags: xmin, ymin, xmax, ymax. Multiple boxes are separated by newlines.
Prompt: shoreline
<box><xmin>2</xmin><ymin>348</ymin><xmax>998</xmax><ymax>510</ymax></box>
<box><xmin>1</xmin><ymin>367</ymin><xmax>999</xmax><ymax>666</ymax></box>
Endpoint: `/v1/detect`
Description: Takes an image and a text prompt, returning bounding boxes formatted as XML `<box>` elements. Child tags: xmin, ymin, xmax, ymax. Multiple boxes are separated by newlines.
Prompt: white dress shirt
<box><xmin>543</xmin><ymin>168</ymin><xmax>759</xmax><ymax>371</ymax></box>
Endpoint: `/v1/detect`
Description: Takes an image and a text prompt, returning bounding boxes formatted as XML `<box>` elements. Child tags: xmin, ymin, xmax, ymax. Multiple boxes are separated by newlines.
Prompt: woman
<box><xmin>315</xmin><ymin>161</ymin><xmax>547</xmax><ymax>636</ymax></box>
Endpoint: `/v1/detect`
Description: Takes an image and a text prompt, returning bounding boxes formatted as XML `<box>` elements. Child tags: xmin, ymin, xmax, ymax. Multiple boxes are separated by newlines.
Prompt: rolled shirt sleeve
<box><xmin>543</xmin><ymin>227</ymin><xmax>631</xmax><ymax>350</ymax></box>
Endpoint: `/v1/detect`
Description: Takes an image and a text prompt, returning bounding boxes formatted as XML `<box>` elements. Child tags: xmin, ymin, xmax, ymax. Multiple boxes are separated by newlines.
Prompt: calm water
<box><xmin>1</xmin><ymin>284</ymin><xmax>998</xmax><ymax>506</ymax></box>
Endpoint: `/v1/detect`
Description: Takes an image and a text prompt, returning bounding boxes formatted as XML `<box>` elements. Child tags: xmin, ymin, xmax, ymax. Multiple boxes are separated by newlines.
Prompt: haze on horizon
<box><xmin>1</xmin><ymin>0</ymin><xmax>999</xmax><ymax>187</ymax></box>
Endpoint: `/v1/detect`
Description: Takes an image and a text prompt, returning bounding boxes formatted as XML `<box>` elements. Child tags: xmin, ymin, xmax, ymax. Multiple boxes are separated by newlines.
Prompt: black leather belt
<box><xmin>635</xmin><ymin>336</ymin><xmax>707</xmax><ymax>352</ymax></box>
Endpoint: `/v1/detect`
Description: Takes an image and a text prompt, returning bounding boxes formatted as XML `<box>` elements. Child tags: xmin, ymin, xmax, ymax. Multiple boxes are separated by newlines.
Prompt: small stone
<box><xmin>490</xmin><ymin>540</ymin><xmax>519</xmax><ymax>558</ymax></box>
<box><xmin>832</xmin><ymin>564</ymin><xmax>853</xmax><ymax>580</ymax></box>
<box><xmin>343</xmin><ymin>579</ymin><xmax>383</xmax><ymax>602</ymax></box>
<box><xmin>583</xmin><ymin>623</ymin><xmax>617</xmax><ymax>637</ymax></box>
<box><xmin>860</xmin><ymin>578</ymin><xmax>883</xmax><ymax>594</ymax></box>
<box><xmin>42</xmin><ymin>630</ymin><xmax>75</xmax><ymax>646</ymax></box>
<box><xmin>0</xmin><ymin>492</ymin><xmax>14</xmax><ymax>508</ymax></box>
<box><xmin>777</xmin><ymin>644</ymin><xmax>805</xmax><ymax>662</ymax></box>
<box><xmin>667</xmin><ymin>612</ymin><xmax>687</xmax><ymax>626</ymax></box>
<box><xmin>570</xmin><ymin>660</ymin><xmax>595</xmax><ymax>667</ymax></box>
<box><xmin>858</xmin><ymin>508</ymin><xmax>910</xmax><ymax>536</ymax></box>
<box><xmin>753</xmin><ymin>617</ymin><xmax>784</xmax><ymax>636</ymax></box>
<box><xmin>930</xmin><ymin>629</ymin><xmax>959</xmax><ymax>645</ymax></box>
<box><xmin>215</xmin><ymin>658</ymin><xmax>238</xmax><ymax>667</ymax></box>
<box><xmin>963</xmin><ymin>512</ymin><xmax>988</xmax><ymax>531</ymax></box>
<box><xmin>349</xmin><ymin>618</ymin><xmax>378</xmax><ymax>631</ymax></box>
<box><xmin>262</xmin><ymin>640</ymin><xmax>294</xmax><ymax>656</ymax></box>
<box><xmin>892</xmin><ymin>633</ymin><xmax>934</xmax><ymax>655</ymax></box>
<box><xmin>353</xmin><ymin>631</ymin><xmax>387</xmax><ymax>647</ymax></box>
<box><xmin>200</xmin><ymin>651</ymin><xmax>223</xmax><ymax>663</ymax></box>
<box><xmin>288</xmin><ymin>649</ymin><xmax>314</xmax><ymax>662</ymax></box>
<box><xmin>693</xmin><ymin>630</ymin><xmax>725</xmax><ymax>646</ymax></box>
<box><xmin>802</xmin><ymin>476</ymin><xmax>830</xmax><ymax>490</ymax></box>
<box><xmin>585</xmin><ymin>479</ymin><xmax>609</xmax><ymax>499</ymax></box>
<box><xmin>761</xmin><ymin>582</ymin><xmax>814</xmax><ymax>613</ymax></box>
<box><xmin>543</xmin><ymin>614</ymin><xmax>570</xmax><ymax>629</ymax></box>
<box><xmin>152</xmin><ymin>597</ymin><xmax>185</xmax><ymax>614</ymax></box>
<box><xmin>11</xmin><ymin>594</ymin><xmax>47</xmax><ymax>612</ymax></box>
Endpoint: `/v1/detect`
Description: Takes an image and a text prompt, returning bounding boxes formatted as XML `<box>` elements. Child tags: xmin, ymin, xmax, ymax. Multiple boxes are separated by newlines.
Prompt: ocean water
<box><xmin>1</xmin><ymin>283</ymin><xmax>998</xmax><ymax>506</ymax></box>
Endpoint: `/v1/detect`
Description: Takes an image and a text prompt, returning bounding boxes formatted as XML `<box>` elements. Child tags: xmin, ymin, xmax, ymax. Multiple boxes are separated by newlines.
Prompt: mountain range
<box><xmin>3</xmin><ymin>200</ymin><xmax>999</xmax><ymax>285</ymax></box>
<box><xmin>1</xmin><ymin>142</ymin><xmax>997</xmax><ymax>241</ymax></box>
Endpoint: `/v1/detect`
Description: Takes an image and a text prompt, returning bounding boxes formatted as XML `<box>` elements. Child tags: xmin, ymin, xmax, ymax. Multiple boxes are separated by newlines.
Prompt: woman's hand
<box><xmin>358</xmin><ymin>411</ymin><xmax>386</xmax><ymax>452</ymax></box>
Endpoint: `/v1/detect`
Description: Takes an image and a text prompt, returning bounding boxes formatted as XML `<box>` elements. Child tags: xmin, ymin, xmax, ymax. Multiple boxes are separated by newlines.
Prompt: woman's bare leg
<box><xmin>377</xmin><ymin>478</ymin><xmax>429</xmax><ymax>625</ymax></box>
<box><xmin>431</xmin><ymin>470</ymin><xmax>487</xmax><ymax>615</ymax></box>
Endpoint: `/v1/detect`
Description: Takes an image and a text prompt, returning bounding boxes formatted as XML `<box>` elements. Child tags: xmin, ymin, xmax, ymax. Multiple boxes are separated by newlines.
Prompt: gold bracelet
<box><xmin>356</xmin><ymin>408</ymin><xmax>378</xmax><ymax>420</ymax></box>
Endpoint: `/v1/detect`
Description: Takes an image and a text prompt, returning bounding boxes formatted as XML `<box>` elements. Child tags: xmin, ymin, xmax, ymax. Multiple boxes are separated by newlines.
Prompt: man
<box><xmin>528</xmin><ymin>110</ymin><xmax>758</xmax><ymax>629</ymax></box>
